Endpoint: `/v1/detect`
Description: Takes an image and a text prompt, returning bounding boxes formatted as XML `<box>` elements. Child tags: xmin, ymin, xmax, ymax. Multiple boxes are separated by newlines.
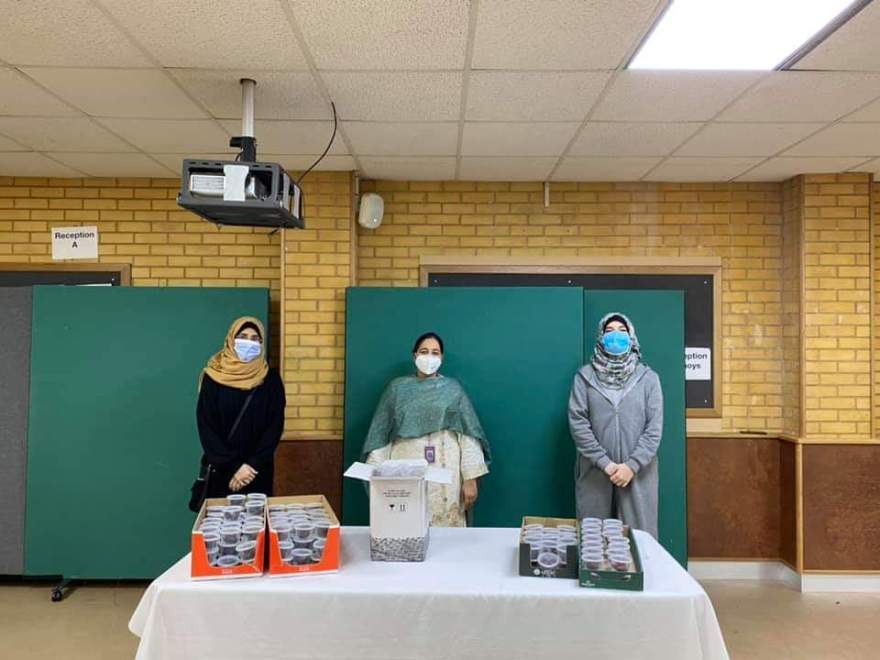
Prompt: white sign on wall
<box><xmin>52</xmin><ymin>226</ymin><xmax>98</xmax><ymax>260</ymax></box>
<box><xmin>685</xmin><ymin>347</ymin><xmax>711</xmax><ymax>381</ymax></box>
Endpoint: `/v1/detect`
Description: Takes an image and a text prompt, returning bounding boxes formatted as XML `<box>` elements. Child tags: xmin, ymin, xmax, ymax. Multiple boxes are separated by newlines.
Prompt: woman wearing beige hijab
<box><xmin>197</xmin><ymin>317</ymin><xmax>286</xmax><ymax>497</ymax></box>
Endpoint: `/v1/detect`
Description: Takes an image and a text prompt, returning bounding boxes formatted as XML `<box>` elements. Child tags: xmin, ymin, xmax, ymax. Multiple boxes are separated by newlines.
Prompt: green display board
<box><xmin>343</xmin><ymin>287</ymin><xmax>585</xmax><ymax>527</ymax></box>
<box><xmin>25</xmin><ymin>286</ymin><xmax>269</xmax><ymax>579</ymax></box>
<box><xmin>585</xmin><ymin>290</ymin><xmax>687</xmax><ymax>566</ymax></box>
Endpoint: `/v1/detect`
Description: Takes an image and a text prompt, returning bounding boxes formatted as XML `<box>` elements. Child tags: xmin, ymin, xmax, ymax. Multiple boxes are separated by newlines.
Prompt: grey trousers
<box><xmin>574</xmin><ymin>454</ymin><xmax>659</xmax><ymax>538</ymax></box>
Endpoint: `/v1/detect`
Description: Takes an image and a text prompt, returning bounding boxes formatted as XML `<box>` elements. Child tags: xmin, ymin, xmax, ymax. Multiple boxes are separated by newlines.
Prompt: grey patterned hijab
<box><xmin>591</xmin><ymin>312</ymin><xmax>641</xmax><ymax>389</ymax></box>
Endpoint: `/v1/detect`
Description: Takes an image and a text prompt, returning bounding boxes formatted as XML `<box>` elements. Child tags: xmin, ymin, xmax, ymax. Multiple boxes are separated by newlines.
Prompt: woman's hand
<box><xmin>604</xmin><ymin>462</ymin><xmax>619</xmax><ymax>477</ymax></box>
<box><xmin>462</xmin><ymin>479</ymin><xmax>479</xmax><ymax>509</ymax></box>
<box><xmin>610</xmin><ymin>464</ymin><xmax>634</xmax><ymax>488</ymax></box>
<box><xmin>229</xmin><ymin>463</ymin><xmax>258</xmax><ymax>492</ymax></box>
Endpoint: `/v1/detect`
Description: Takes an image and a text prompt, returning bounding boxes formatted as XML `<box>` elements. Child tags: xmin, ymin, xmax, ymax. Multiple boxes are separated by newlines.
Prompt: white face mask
<box><xmin>234</xmin><ymin>338</ymin><xmax>262</xmax><ymax>363</ymax></box>
<box><xmin>415</xmin><ymin>354</ymin><xmax>442</xmax><ymax>376</ymax></box>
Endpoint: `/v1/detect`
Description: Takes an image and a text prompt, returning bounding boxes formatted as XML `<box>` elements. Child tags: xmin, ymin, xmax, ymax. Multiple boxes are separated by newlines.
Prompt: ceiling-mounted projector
<box><xmin>177</xmin><ymin>159</ymin><xmax>304</xmax><ymax>229</ymax></box>
<box><xmin>177</xmin><ymin>78</ymin><xmax>334</xmax><ymax>231</ymax></box>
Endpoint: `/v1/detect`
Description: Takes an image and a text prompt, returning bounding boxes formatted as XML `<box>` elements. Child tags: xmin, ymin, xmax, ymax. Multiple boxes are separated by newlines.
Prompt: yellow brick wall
<box><xmin>802</xmin><ymin>173</ymin><xmax>873</xmax><ymax>439</ymax></box>
<box><xmin>282</xmin><ymin>171</ymin><xmax>353</xmax><ymax>439</ymax></box>
<box><xmin>782</xmin><ymin>176</ymin><xmax>803</xmax><ymax>437</ymax></box>
<box><xmin>0</xmin><ymin>175</ymin><xmax>282</xmax><ymax>363</ymax></box>
<box><xmin>5</xmin><ymin>173</ymin><xmax>876</xmax><ymax>441</ymax></box>
<box><xmin>874</xmin><ymin>181</ymin><xmax>880</xmax><ymax>438</ymax></box>
<box><xmin>359</xmin><ymin>180</ymin><xmax>785</xmax><ymax>433</ymax></box>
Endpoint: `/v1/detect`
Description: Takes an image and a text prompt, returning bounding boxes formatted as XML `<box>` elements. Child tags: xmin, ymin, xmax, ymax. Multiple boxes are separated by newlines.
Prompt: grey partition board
<box><xmin>0</xmin><ymin>288</ymin><xmax>31</xmax><ymax>574</ymax></box>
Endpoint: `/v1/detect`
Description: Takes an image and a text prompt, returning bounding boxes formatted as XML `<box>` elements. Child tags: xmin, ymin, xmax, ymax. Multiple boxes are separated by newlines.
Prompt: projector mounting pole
<box><xmin>230</xmin><ymin>78</ymin><xmax>257</xmax><ymax>162</ymax></box>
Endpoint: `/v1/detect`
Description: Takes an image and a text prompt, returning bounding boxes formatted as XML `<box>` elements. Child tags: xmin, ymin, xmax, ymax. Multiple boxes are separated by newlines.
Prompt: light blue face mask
<box><xmin>602</xmin><ymin>330</ymin><xmax>631</xmax><ymax>356</ymax></box>
<box><xmin>234</xmin><ymin>338</ymin><xmax>262</xmax><ymax>363</ymax></box>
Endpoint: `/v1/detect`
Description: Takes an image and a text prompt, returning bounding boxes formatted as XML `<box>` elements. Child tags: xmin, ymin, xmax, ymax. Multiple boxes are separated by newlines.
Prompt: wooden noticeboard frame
<box><xmin>419</xmin><ymin>256</ymin><xmax>722</xmax><ymax>419</ymax></box>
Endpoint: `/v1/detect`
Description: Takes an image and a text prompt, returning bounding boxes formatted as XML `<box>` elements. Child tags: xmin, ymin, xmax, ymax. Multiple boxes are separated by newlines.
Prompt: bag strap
<box><xmin>227</xmin><ymin>391</ymin><xmax>255</xmax><ymax>442</ymax></box>
<box><xmin>199</xmin><ymin>390</ymin><xmax>255</xmax><ymax>484</ymax></box>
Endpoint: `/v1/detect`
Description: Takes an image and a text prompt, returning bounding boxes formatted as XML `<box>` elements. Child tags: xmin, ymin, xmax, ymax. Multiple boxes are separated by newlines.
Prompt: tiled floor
<box><xmin>0</xmin><ymin>579</ymin><xmax>878</xmax><ymax>659</ymax></box>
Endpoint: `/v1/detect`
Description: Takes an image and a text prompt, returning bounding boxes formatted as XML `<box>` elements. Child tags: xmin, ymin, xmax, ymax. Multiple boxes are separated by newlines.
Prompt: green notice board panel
<box><xmin>25</xmin><ymin>286</ymin><xmax>269</xmax><ymax>579</ymax></box>
<box><xmin>585</xmin><ymin>290</ymin><xmax>687</xmax><ymax>566</ymax></box>
<box><xmin>344</xmin><ymin>287</ymin><xmax>584</xmax><ymax>527</ymax></box>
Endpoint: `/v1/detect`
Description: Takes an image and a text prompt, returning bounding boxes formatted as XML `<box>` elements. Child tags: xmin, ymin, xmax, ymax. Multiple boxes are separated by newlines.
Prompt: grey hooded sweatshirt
<box><xmin>568</xmin><ymin>362</ymin><xmax>663</xmax><ymax>538</ymax></box>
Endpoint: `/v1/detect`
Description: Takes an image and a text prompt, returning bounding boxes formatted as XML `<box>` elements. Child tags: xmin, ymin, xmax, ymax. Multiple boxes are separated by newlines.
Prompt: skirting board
<box><xmin>688</xmin><ymin>561</ymin><xmax>801</xmax><ymax>591</ymax></box>
<box><xmin>800</xmin><ymin>574</ymin><xmax>880</xmax><ymax>593</ymax></box>
<box><xmin>689</xmin><ymin>561</ymin><xmax>880</xmax><ymax>592</ymax></box>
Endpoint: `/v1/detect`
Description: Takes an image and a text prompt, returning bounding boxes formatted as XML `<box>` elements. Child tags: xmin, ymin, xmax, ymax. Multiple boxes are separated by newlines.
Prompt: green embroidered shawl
<box><xmin>360</xmin><ymin>375</ymin><xmax>491</xmax><ymax>464</ymax></box>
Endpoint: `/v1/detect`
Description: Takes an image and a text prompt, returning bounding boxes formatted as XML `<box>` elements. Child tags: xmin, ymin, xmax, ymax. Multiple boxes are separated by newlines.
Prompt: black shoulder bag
<box><xmin>188</xmin><ymin>391</ymin><xmax>255</xmax><ymax>512</ymax></box>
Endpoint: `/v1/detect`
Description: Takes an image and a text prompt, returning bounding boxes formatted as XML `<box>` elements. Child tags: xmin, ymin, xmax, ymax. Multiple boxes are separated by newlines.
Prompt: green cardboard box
<box><xmin>578</xmin><ymin>526</ymin><xmax>644</xmax><ymax>591</ymax></box>
<box><xmin>518</xmin><ymin>516</ymin><xmax>579</xmax><ymax>579</ymax></box>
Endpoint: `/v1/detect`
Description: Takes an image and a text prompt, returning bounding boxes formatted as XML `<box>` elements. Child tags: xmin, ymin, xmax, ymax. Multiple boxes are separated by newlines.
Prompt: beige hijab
<box><xmin>201</xmin><ymin>316</ymin><xmax>268</xmax><ymax>391</ymax></box>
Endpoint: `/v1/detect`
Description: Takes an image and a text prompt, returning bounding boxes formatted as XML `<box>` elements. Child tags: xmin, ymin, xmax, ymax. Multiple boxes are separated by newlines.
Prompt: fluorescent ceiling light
<box><xmin>630</xmin><ymin>0</ymin><xmax>856</xmax><ymax>70</ymax></box>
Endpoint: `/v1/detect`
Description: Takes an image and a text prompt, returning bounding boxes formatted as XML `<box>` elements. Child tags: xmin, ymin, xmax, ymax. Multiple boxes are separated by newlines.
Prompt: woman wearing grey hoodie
<box><xmin>568</xmin><ymin>313</ymin><xmax>663</xmax><ymax>538</ymax></box>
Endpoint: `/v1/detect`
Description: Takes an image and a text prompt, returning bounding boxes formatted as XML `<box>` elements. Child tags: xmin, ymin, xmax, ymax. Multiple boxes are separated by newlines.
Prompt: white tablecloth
<box><xmin>130</xmin><ymin>527</ymin><xmax>728</xmax><ymax>660</ymax></box>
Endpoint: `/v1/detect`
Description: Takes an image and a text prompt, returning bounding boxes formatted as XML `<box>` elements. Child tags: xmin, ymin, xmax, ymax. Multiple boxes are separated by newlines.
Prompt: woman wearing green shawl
<box><xmin>568</xmin><ymin>313</ymin><xmax>664</xmax><ymax>538</ymax></box>
<box><xmin>362</xmin><ymin>332</ymin><xmax>491</xmax><ymax>527</ymax></box>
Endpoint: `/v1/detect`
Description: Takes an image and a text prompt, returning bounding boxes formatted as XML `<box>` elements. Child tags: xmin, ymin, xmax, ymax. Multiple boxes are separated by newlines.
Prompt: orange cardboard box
<box><xmin>266</xmin><ymin>495</ymin><xmax>341</xmax><ymax>577</ymax></box>
<box><xmin>190</xmin><ymin>497</ymin><xmax>266</xmax><ymax>580</ymax></box>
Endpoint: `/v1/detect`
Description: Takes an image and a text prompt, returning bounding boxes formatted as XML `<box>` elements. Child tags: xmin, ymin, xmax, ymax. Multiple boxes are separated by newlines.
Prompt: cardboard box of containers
<box><xmin>578</xmin><ymin>526</ymin><xmax>644</xmax><ymax>592</ymax></box>
<box><xmin>344</xmin><ymin>460</ymin><xmax>451</xmax><ymax>562</ymax></box>
<box><xmin>518</xmin><ymin>516</ymin><xmax>580</xmax><ymax>579</ymax></box>
<box><xmin>266</xmin><ymin>495</ymin><xmax>341</xmax><ymax>576</ymax></box>
<box><xmin>190</xmin><ymin>496</ymin><xmax>267</xmax><ymax>580</ymax></box>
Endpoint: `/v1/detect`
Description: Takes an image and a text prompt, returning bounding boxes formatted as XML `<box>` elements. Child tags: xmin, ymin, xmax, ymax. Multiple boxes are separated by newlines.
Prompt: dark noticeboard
<box><xmin>0</xmin><ymin>264</ymin><xmax>129</xmax><ymax>287</ymax></box>
<box><xmin>428</xmin><ymin>271</ymin><xmax>715</xmax><ymax>414</ymax></box>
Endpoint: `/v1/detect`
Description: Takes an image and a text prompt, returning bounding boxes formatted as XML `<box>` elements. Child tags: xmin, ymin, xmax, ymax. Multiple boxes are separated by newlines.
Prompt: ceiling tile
<box><xmin>342</xmin><ymin>122</ymin><xmax>458</xmax><ymax>156</ymax></box>
<box><xmin>218</xmin><ymin>120</ymin><xmax>347</xmax><ymax>155</ymax></box>
<box><xmin>0</xmin><ymin>68</ymin><xmax>78</xmax><ymax>117</ymax></box>
<box><xmin>0</xmin><ymin>133</ymin><xmax>26</xmax><ymax>151</ymax></box>
<box><xmin>0</xmin><ymin>117</ymin><xmax>133</xmax><ymax>152</ymax></box>
<box><xmin>592</xmin><ymin>72</ymin><xmax>760</xmax><ymax>122</ymax></box>
<box><xmin>290</xmin><ymin>0</ymin><xmax>469</xmax><ymax>70</ymax></box>
<box><xmin>169</xmin><ymin>70</ymin><xmax>330</xmax><ymax>120</ymax></box>
<box><xmin>0</xmin><ymin>0</ymin><xmax>151</xmax><ymax>66</ymax></box>
<box><xmin>101</xmin><ymin>0</ymin><xmax>308</xmax><ymax>69</ymax></box>
<box><xmin>22</xmin><ymin>68</ymin><xmax>208</xmax><ymax>118</ymax></box>
<box><xmin>783</xmin><ymin>123</ymin><xmax>880</xmax><ymax>157</ymax></box>
<box><xmin>676</xmin><ymin>123</ymin><xmax>826</xmax><ymax>157</ymax></box>
<box><xmin>569</xmin><ymin>122</ymin><xmax>700</xmax><ymax>157</ymax></box>
<box><xmin>843</xmin><ymin>97</ymin><xmax>880</xmax><ymax>122</ymax></box>
<box><xmin>718</xmin><ymin>72</ymin><xmax>880</xmax><ymax>122</ymax></box>
<box><xmin>358</xmin><ymin>156</ymin><xmax>456</xmax><ymax>180</ymax></box>
<box><xmin>735</xmin><ymin>157</ymin><xmax>867</xmax><ymax>181</ymax></box>
<box><xmin>323</xmin><ymin>72</ymin><xmax>462</xmax><ymax>121</ymax></box>
<box><xmin>0</xmin><ymin>152</ymin><xmax>83</xmax><ymax>177</ymax></box>
<box><xmin>466</xmin><ymin>71</ymin><xmax>611</xmax><ymax>121</ymax></box>
<box><xmin>552</xmin><ymin>157</ymin><xmax>661</xmax><ymax>181</ymax></box>
<box><xmin>461</xmin><ymin>122</ymin><xmax>579</xmax><ymax>156</ymax></box>
<box><xmin>794</xmin><ymin>4</ymin><xmax>880</xmax><ymax>72</ymax></box>
<box><xmin>458</xmin><ymin>157</ymin><xmax>557</xmax><ymax>181</ymax></box>
<box><xmin>853</xmin><ymin>157</ymin><xmax>880</xmax><ymax>174</ymax></box>
<box><xmin>97</xmin><ymin>119</ymin><xmax>232</xmax><ymax>153</ymax></box>
<box><xmin>473</xmin><ymin>0</ymin><xmax>657</xmax><ymax>70</ymax></box>
<box><xmin>261</xmin><ymin>154</ymin><xmax>357</xmax><ymax>172</ymax></box>
<box><xmin>48</xmin><ymin>153</ymin><xmax>176</xmax><ymax>177</ymax></box>
<box><xmin>644</xmin><ymin>157</ymin><xmax>761</xmax><ymax>182</ymax></box>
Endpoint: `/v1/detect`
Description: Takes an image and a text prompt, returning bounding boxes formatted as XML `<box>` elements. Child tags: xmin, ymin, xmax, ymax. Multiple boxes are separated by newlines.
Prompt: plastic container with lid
<box><xmin>291</xmin><ymin>548</ymin><xmax>314</xmax><ymax>565</ymax></box>
<box><xmin>537</xmin><ymin>552</ymin><xmax>561</xmax><ymax>570</ymax></box>
<box><xmin>278</xmin><ymin>540</ymin><xmax>294</xmax><ymax>561</ymax></box>
<box><xmin>223</xmin><ymin>506</ymin><xmax>244</xmax><ymax>522</ymax></box>
<box><xmin>273</xmin><ymin>523</ymin><xmax>292</xmax><ymax>543</ymax></box>
<box><xmin>293</xmin><ymin>522</ymin><xmax>315</xmax><ymax>541</ymax></box>
<box><xmin>236</xmin><ymin>541</ymin><xmax>257</xmax><ymax>563</ymax></box>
